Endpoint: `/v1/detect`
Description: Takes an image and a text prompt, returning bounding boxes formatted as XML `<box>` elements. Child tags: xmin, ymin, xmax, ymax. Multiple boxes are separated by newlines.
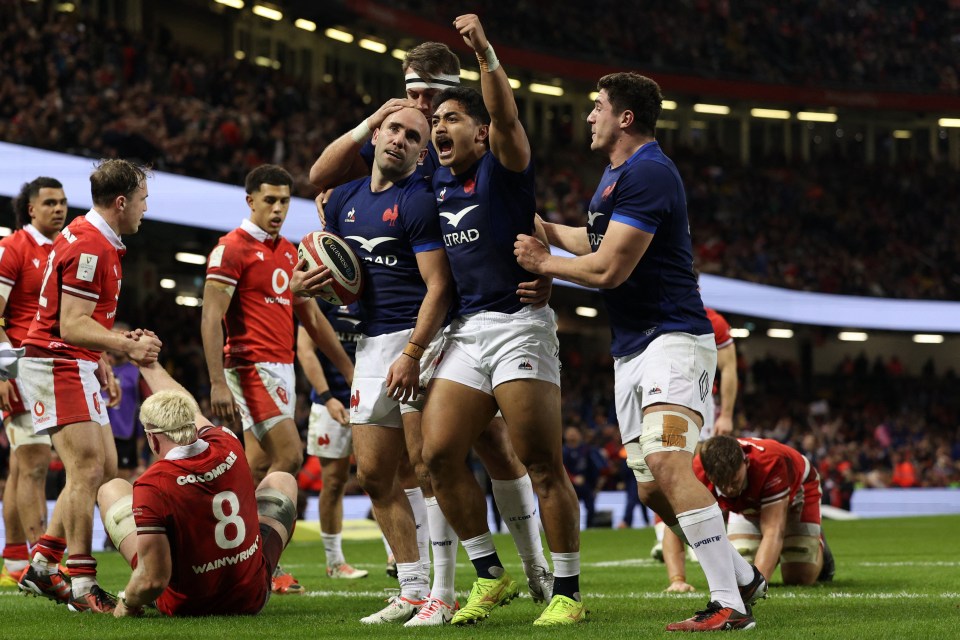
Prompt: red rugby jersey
<box><xmin>206</xmin><ymin>219</ymin><xmax>299</xmax><ymax>366</ymax></box>
<box><xmin>0</xmin><ymin>225</ymin><xmax>55</xmax><ymax>346</ymax></box>
<box><xmin>22</xmin><ymin>211</ymin><xmax>124</xmax><ymax>362</ymax></box>
<box><xmin>694</xmin><ymin>437</ymin><xmax>810</xmax><ymax>516</ymax></box>
<box><xmin>133</xmin><ymin>426</ymin><xmax>268</xmax><ymax>616</ymax></box>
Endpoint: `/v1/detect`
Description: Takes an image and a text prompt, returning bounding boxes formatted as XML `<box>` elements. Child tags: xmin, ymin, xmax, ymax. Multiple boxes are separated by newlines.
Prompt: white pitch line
<box><xmin>858</xmin><ymin>561</ymin><xmax>960</xmax><ymax>567</ymax></box>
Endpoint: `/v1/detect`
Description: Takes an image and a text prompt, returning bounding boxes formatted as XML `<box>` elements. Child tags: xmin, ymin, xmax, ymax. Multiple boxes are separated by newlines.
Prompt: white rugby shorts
<box><xmin>351</xmin><ymin>328</ymin><xmax>443</xmax><ymax>428</ymax></box>
<box><xmin>307</xmin><ymin>402</ymin><xmax>353</xmax><ymax>459</ymax></box>
<box><xmin>225</xmin><ymin>362</ymin><xmax>295</xmax><ymax>440</ymax></box>
<box><xmin>5</xmin><ymin>411</ymin><xmax>51</xmax><ymax>449</ymax></box>
<box><xmin>614</xmin><ymin>332</ymin><xmax>717</xmax><ymax>443</ymax></box>
<box><xmin>432</xmin><ymin>305</ymin><xmax>561</xmax><ymax>395</ymax></box>
<box><xmin>18</xmin><ymin>357</ymin><xmax>109</xmax><ymax>435</ymax></box>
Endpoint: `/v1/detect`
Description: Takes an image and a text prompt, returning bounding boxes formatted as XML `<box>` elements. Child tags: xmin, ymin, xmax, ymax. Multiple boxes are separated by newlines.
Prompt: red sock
<box><xmin>33</xmin><ymin>535</ymin><xmax>67</xmax><ymax>564</ymax></box>
<box><xmin>65</xmin><ymin>554</ymin><xmax>97</xmax><ymax>579</ymax></box>
<box><xmin>2</xmin><ymin>543</ymin><xmax>29</xmax><ymax>561</ymax></box>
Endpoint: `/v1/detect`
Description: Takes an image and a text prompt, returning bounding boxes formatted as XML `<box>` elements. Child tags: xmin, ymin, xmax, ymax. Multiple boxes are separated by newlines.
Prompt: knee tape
<box><xmin>781</xmin><ymin>535</ymin><xmax>820</xmax><ymax>565</ymax></box>
<box><xmin>103</xmin><ymin>495</ymin><xmax>136</xmax><ymax>548</ymax></box>
<box><xmin>639</xmin><ymin>411</ymin><xmax>700</xmax><ymax>458</ymax></box>
<box><xmin>256</xmin><ymin>487</ymin><xmax>297</xmax><ymax>534</ymax></box>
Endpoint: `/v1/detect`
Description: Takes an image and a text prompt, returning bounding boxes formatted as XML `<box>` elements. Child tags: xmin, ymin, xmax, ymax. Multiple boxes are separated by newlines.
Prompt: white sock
<box><xmin>425</xmin><ymin>496</ymin><xmax>458</xmax><ymax>604</ymax></box>
<box><xmin>491</xmin><ymin>475</ymin><xmax>548</xmax><ymax>576</ymax></box>
<box><xmin>678</xmin><ymin>503</ymin><xmax>746</xmax><ymax>613</ymax></box>
<box><xmin>655</xmin><ymin>520</ymin><xmax>666</xmax><ymax>543</ymax></box>
<box><xmin>731</xmin><ymin>544</ymin><xmax>755</xmax><ymax>584</ymax></box>
<box><xmin>461</xmin><ymin>531</ymin><xmax>496</xmax><ymax>561</ymax></box>
<box><xmin>321</xmin><ymin>532</ymin><xmax>344</xmax><ymax>567</ymax></box>
<box><xmin>4</xmin><ymin>558</ymin><xmax>28</xmax><ymax>573</ymax></box>
<box><xmin>71</xmin><ymin>576</ymin><xmax>95</xmax><ymax>598</ymax></box>
<box><xmin>396</xmin><ymin>561</ymin><xmax>429</xmax><ymax>601</ymax></box>
<box><xmin>405</xmin><ymin>488</ymin><xmax>430</xmax><ymax>575</ymax></box>
<box><xmin>30</xmin><ymin>552</ymin><xmax>55</xmax><ymax>575</ymax></box>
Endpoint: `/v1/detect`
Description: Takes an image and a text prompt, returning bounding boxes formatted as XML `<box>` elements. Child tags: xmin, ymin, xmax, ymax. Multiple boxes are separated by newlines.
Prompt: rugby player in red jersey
<box><xmin>18</xmin><ymin>160</ymin><xmax>161</xmax><ymax>613</ymax></box>
<box><xmin>663</xmin><ymin>435</ymin><xmax>835</xmax><ymax>591</ymax></box>
<box><xmin>97</xmin><ymin>359</ymin><xmax>297</xmax><ymax>617</ymax></box>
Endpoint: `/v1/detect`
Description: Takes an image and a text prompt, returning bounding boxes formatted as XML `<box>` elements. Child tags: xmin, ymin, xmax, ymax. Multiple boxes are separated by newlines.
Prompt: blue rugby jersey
<box><xmin>432</xmin><ymin>152</ymin><xmax>537</xmax><ymax>315</ymax></box>
<box><xmin>587</xmin><ymin>141</ymin><xmax>712</xmax><ymax>357</ymax></box>
<box><xmin>309</xmin><ymin>300</ymin><xmax>361</xmax><ymax>406</ymax></box>
<box><xmin>325</xmin><ymin>173</ymin><xmax>444</xmax><ymax>337</ymax></box>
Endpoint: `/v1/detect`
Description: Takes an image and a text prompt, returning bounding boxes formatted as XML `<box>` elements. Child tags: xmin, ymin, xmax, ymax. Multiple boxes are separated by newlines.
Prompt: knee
<box><xmin>322</xmin><ymin>472</ymin><xmax>347</xmax><ymax>497</ymax></box>
<box><xmin>97</xmin><ymin>478</ymin><xmax>131</xmax><ymax>510</ymax></box>
<box><xmin>412</xmin><ymin>460</ymin><xmax>433</xmax><ymax>491</ymax></box>
<box><xmin>259</xmin><ymin>471</ymin><xmax>298</xmax><ymax>501</ymax></box>
<box><xmin>525</xmin><ymin>457</ymin><xmax>564</xmax><ymax>493</ymax></box>
<box><xmin>276</xmin><ymin>449</ymin><xmax>304</xmax><ymax>475</ymax></box>
<box><xmin>355</xmin><ymin>468</ymin><xmax>391</xmax><ymax>500</ymax></box>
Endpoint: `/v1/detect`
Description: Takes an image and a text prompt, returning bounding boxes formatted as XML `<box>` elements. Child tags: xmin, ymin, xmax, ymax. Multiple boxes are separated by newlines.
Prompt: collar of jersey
<box><xmin>240</xmin><ymin>218</ymin><xmax>273</xmax><ymax>243</ymax></box>
<box><xmin>164</xmin><ymin>438</ymin><xmax>210</xmax><ymax>461</ymax></box>
<box><xmin>84</xmin><ymin>209</ymin><xmax>126</xmax><ymax>250</ymax></box>
<box><xmin>24</xmin><ymin>224</ymin><xmax>53</xmax><ymax>246</ymax></box>
<box><xmin>624</xmin><ymin>140</ymin><xmax>660</xmax><ymax>166</ymax></box>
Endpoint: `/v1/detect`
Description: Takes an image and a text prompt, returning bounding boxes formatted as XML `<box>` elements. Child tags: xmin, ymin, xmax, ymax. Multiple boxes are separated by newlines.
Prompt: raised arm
<box><xmin>455</xmin><ymin>14</ymin><xmax>530</xmax><ymax>172</ymax></box>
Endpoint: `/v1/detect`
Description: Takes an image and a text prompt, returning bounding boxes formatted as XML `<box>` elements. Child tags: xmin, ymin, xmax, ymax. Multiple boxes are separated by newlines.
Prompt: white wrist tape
<box><xmin>350</xmin><ymin>120</ymin><xmax>372</xmax><ymax>144</ymax></box>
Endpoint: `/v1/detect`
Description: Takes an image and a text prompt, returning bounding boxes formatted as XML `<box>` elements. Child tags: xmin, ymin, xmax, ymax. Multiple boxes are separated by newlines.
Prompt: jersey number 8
<box><xmin>212</xmin><ymin>490</ymin><xmax>245</xmax><ymax>550</ymax></box>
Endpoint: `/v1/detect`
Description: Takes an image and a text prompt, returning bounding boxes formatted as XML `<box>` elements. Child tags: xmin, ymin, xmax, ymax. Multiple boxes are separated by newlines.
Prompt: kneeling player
<box><xmin>97</xmin><ymin>359</ymin><xmax>298</xmax><ymax>617</ymax></box>
<box><xmin>663</xmin><ymin>435</ymin><xmax>834</xmax><ymax>592</ymax></box>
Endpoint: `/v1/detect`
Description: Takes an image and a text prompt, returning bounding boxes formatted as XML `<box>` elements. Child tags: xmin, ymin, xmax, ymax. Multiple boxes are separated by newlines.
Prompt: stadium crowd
<box><xmin>372</xmin><ymin>0</ymin><xmax>960</xmax><ymax>92</ymax></box>
<box><xmin>4</xmin><ymin>6</ymin><xmax>959</xmax><ymax>301</ymax></box>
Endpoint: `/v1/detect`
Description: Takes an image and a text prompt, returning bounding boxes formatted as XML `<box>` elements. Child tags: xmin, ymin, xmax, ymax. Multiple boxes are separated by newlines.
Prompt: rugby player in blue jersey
<box><xmin>318</xmin><ymin>105</ymin><xmax>454</xmax><ymax>625</ymax></box>
<box><xmin>304</xmin><ymin>40</ymin><xmax>554</xmax><ymax>626</ymax></box>
<box><xmin>419</xmin><ymin>14</ymin><xmax>584</xmax><ymax>627</ymax></box>
<box><xmin>515</xmin><ymin>72</ymin><xmax>765</xmax><ymax>632</ymax></box>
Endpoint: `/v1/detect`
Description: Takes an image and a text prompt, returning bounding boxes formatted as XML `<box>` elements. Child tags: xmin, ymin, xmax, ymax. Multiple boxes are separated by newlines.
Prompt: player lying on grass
<box><xmin>97</xmin><ymin>350</ymin><xmax>298</xmax><ymax>617</ymax></box>
<box><xmin>663</xmin><ymin>435</ymin><xmax>835</xmax><ymax>593</ymax></box>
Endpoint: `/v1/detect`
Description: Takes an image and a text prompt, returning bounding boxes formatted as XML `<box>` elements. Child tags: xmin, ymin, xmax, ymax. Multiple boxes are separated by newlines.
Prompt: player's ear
<box><xmin>245</xmin><ymin>193</ymin><xmax>254</xmax><ymax>209</ymax></box>
<box><xmin>418</xmin><ymin>147</ymin><xmax>428</xmax><ymax>163</ymax></box>
<box><xmin>619</xmin><ymin>109</ymin><xmax>634</xmax><ymax>130</ymax></box>
<box><xmin>476</xmin><ymin>123</ymin><xmax>489</xmax><ymax>144</ymax></box>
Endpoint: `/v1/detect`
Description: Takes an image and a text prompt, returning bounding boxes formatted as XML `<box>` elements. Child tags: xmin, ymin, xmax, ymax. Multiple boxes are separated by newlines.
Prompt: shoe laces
<box><xmin>692</xmin><ymin>601</ymin><xmax>724</xmax><ymax>621</ymax></box>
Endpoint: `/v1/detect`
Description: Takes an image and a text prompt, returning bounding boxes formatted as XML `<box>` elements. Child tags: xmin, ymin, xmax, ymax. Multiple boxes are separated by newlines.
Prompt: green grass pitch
<box><xmin>2</xmin><ymin>515</ymin><xmax>957</xmax><ymax>638</ymax></box>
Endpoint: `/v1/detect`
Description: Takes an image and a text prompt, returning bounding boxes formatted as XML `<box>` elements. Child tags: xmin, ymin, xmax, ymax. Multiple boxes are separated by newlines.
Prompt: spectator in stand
<box><xmin>561</xmin><ymin>426</ymin><xmax>606</xmax><ymax>528</ymax></box>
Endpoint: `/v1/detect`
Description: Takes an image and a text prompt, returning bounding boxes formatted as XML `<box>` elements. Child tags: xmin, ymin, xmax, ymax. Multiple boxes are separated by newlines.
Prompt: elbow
<box><xmin>595</xmin><ymin>269</ymin><xmax>628</xmax><ymax>290</ymax></box>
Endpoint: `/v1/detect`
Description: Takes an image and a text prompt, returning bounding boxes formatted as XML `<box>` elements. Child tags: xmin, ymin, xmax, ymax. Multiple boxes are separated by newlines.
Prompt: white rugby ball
<box><xmin>298</xmin><ymin>231</ymin><xmax>363</xmax><ymax>305</ymax></box>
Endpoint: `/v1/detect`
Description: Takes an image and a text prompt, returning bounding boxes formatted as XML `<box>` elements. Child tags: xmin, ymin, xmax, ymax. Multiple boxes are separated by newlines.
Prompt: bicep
<box><xmin>201</xmin><ymin>281</ymin><xmax>234</xmax><ymax>320</ymax></box>
<box><xmin>414</xmin><ymin>249</ymin><xmax>452</xmax><ymax>289</ymax></box>
<box><xmin>489</xmin><ymin>121</ymin><xmax>531</xmax><ymax>173</ymax></box>
<box><xmin>594</xmin><ymin>221</ymin><xmax>654</xmax><ymax>286</ymax></box>
<box><xmin>60</xmin><ymin>292</ymin><xmax>98</xmax><ymax>326</ymax></box>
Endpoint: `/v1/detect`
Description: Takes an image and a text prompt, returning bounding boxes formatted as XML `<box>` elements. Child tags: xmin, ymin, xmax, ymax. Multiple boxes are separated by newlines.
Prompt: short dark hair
<box><xmin>403</xmin><ymin>41</ymin><xmax>460</xmax><ymax>79</ymax></box>
<box><xmin>432</xmin><ymin>86</ymin><xmax>489</xmax><ymax>126</ymax></box>
<box><xmin>12</xmin><ymin>177</ymin><xmax>63</xmax><ymax>229</ymax></box>
<box><xmin>700</xmin><ymin>435</ymin><xmax>746</xmax><ymax>488</ymax></box>
<box><xmin>90</xmin><ymin>159</ymin><xmax>148</xmax><ymax>207</ymax></box>
<box><xmin>597</xmin><ymin>72</ymin><xmax>663</xmax><ymax>137</ymax></box>
<box><xmin>244</xmin><ymin>164</ymin><xmax>293</xmax><ymax>194</ymax></box>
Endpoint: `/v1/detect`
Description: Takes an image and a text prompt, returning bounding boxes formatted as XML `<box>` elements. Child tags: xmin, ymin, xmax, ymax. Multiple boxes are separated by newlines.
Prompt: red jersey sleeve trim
<box><xmin>62</xmin><ymin>285</ymin><xmax>100</xmax><ymax>301</ymax></box>
<box><xmin>0</xmin><ymin>275</ymin><xmax>14</xmax><ymax>287</ymax></box>
<box><xmin>760</xmin><ymin>489</ymin><xmax>789</xmax><ymax>504</ymax></box>
<box><xmin>206</xmin><ymin>273</ymin><xmax>239</xmax><ymax>286</ymax></box>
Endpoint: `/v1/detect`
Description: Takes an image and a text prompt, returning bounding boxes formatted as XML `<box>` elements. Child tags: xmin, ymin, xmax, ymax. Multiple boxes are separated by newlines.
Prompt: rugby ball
<box><xmin>297</xmin><ymin>231</ymin><xmax>363</xmax><ymax>305</ymax></box>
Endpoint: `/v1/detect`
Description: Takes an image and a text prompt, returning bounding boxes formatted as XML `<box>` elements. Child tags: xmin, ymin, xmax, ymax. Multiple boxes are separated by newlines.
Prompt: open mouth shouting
<box><xmin>435</xmin><ymin>135</ymin><xmax>454</xmax><ymax>160</ymax></box>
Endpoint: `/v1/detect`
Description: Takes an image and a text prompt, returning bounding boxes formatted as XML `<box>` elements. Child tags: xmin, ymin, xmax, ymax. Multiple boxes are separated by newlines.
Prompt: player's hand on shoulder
<box><xmin>454</xmin><ymin>14</ymin><xmax>489</xmax><ymax>52</ymax></box>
